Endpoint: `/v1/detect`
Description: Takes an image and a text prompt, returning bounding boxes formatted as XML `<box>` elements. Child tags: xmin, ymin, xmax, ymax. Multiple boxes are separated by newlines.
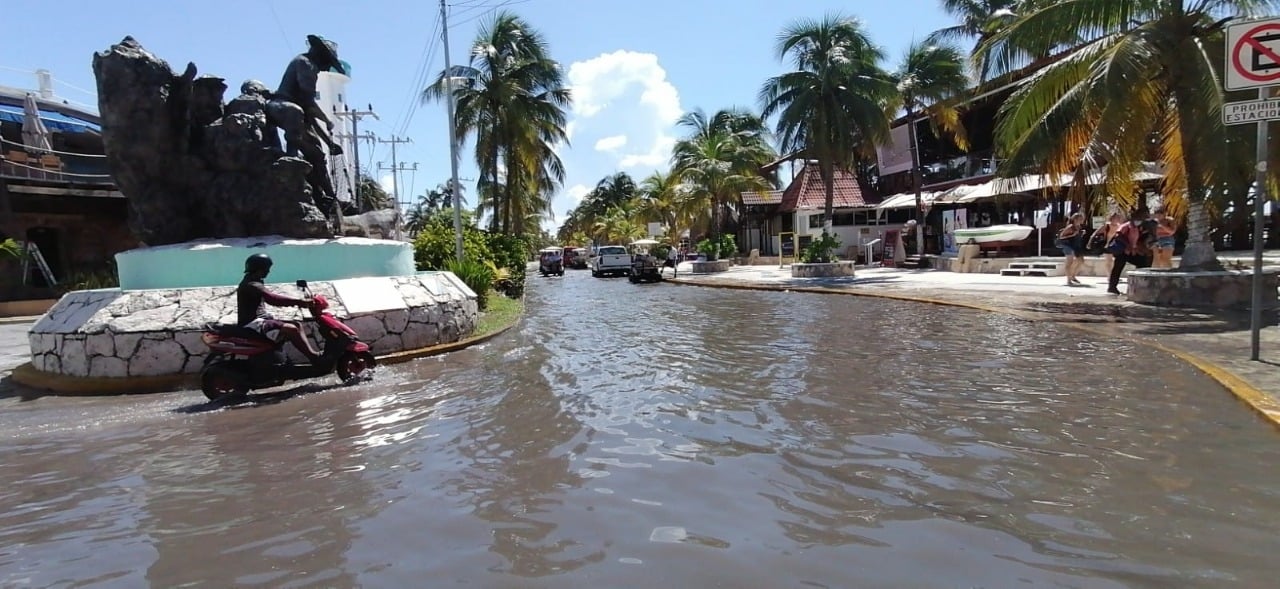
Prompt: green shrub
<box><xmin>718</xmin><ymin>234</ymin><xmax>737</xmax><ymax>257</ymax></box>
<box><xmin>413</xmin><ymin>221</ymin><xmax>491</xmax><ymax>271</ymax></box>
<box><xmin>800</xmin><ymin>233</ymin><xmax>841</xmax><ymax>263</ymax></box>
<box><xmin>485</xmin><ymin>233</ymin><xmax>528</xmax><ymax>298</ymax></box>
<box><xmin>696</xmin><ymin>238</ymin><xmax>718</xmax><ymax>259</ymax></box>
<box><xmin>1</xmin><ymin>238</ymin><xmax>20</xmax><ymax>259</ymax></box>
<box><xmin>447</xmin><ymin>258</ymin><xmax>495</xmax><ymax>310</ymax></box>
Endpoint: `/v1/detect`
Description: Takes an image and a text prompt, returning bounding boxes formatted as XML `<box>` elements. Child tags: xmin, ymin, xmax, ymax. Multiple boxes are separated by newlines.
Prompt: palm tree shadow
<box><xmin>173</xmin><ymin>375</ymin><xmax>371</xmax><ymax>414</ymax></box>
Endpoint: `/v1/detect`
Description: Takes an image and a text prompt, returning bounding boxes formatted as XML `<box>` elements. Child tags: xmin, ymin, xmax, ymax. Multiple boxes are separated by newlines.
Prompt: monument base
<box><xmin>791</xmin><ymin>261</ymin><xmax>856</xmax><ymax>278</ymax></box>
<box><xmin>1127</xmin><ymin>268</ymin><xmax>1279</xmax><ymax>308</ymax></box>
<box><xmin>27</xmin><ymin>273</ymin><xmax>477</xmax><ymax>379</ymax></box>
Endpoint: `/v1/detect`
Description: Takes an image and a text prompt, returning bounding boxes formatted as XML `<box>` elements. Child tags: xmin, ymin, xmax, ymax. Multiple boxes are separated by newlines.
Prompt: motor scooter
<box><xmin>198</xmin><ymin>280</ymin><xmax>376</xmax><ymax>401</ymax></box>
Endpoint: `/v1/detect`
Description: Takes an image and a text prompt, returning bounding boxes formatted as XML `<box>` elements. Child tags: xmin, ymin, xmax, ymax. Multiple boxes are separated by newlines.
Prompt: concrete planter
<box><xmin>690</xmin><ymin>259</ymin><xmax>732</xmax><ymax>274</ymax></box>
<box><xmin>1127</xmin><ymin>268</ymin><xmax>1279</xmax><ymax>308</ymax></box>
<box><xmin>791</xmin><ymin>261</ymin><xmax>856</xmax><ymax>278</ymax></box>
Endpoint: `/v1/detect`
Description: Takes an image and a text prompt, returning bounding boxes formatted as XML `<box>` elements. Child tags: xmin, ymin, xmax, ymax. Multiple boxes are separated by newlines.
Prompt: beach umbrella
<box><xmin>21</xmin><ymin>93</ymin><xmax>52</xmax><ymax>153</ymax></box>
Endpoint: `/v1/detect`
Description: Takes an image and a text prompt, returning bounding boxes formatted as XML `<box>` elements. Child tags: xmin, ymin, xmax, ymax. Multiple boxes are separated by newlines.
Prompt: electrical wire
<box><xmin>395</xmin><ymin>14</ymin><xmax>443</xmax><ymax>136</ymax></box>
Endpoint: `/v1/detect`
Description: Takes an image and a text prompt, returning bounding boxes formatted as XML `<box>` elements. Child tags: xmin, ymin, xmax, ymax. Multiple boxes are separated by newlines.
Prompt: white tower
<box><xmin>316</xmin><ymin>61</ymin><xmax>355</xmax><ymax>206</ymax></box>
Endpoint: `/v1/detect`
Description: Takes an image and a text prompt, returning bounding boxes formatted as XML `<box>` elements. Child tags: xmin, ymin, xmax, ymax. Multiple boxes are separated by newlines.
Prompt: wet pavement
<box><xmin>671</xmin><ymin>263</ymin><xmax>1280</xmax><ymax>425</ymax></box>
<box><xmin>2</xmin><ymin>272</ymin><xmax>1280</xmax><ymax>587</ymax></box>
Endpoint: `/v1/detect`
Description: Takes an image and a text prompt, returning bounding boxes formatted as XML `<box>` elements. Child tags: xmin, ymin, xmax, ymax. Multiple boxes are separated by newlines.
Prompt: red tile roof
<box><xmin>778</xmin><ymin>163</ymin><xmax>879</xmax><ymax>212</ymax></box>
<box><xmin>741</xmin><ymin>190</ymin><xmax>784</xmax><ymax>206</ymax></box>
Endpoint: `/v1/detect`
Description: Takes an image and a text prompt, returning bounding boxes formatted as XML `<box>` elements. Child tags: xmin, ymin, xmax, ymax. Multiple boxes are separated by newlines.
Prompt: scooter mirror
<box><xmin>296</xmin><ymin>279</ymin><xmax>308</xmax><ymax>289</ymax></box>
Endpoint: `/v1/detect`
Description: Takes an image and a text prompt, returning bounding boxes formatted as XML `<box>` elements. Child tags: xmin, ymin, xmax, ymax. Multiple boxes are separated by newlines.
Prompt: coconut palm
<box><xmin>671</xmin><ymin>108</ymin><xmax>776</xmax><ymax>254</ymax></box>
<box><xmin>634</xmin><ymin>170</ymin><xmax>689</xmax><ymax>242</ymax></box>
<box><xmin>423</xmin><ymin>11</ymin><xmax>571</xmax><ymax>236</ymax></box>
<box><xmin>892</xmin><ymin>40</ymin><xmax>972</xmax><ymax>254</ymax></box>
<box><xmin>977</xmin><ymin>0</ymin><xmax>1279</xmax><ymax>270</ymax></box>
<box><xmin>760</xmin><ymin>14</ymin><xmax>897</xmax><ymax>240</ymax></box>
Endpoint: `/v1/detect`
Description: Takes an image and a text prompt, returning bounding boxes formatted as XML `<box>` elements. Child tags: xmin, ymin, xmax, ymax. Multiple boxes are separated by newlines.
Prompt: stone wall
<box><xmin>1127</xmin><ymin>268</ymin><xmax>1280</xmax><ymax>308</ymax></box>
<box><xmin>691</xmin><ymin>259</ymin><xmax>732</xmax><ymax>274</ymax></box>
<box><xmin>27</xmin><ymin>272</ymin><xmax>477</xmax><ymax>378</ymax></box>
<box><xmin>791</xmin><ymin>261</ymin><xmax>856</xmax><ymax>278</ymax></box>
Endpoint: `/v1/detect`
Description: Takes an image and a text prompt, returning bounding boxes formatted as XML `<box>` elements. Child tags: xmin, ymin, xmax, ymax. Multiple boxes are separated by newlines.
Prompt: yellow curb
<box><xmin>669</xmin><ymin>277</ymin><xmax>1280</xmax><ymax>431</ymax></box>
<box><xmin>8</xmin><ymin>304</ymin><xmax>525</xmax><ymax>396</ymax></box>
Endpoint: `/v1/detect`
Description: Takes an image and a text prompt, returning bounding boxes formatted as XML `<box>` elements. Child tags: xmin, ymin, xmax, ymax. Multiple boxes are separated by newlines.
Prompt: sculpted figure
<box><xmin>265</xmin><ymin>35</ymin><xmax>347</xmax><ymax>212</ymax></box>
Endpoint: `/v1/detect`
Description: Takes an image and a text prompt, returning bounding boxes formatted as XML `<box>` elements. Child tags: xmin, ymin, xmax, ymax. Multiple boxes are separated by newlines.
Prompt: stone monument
<box><xmin>15</xmin><ymin>36</ymin><xmax>478</xmax><ymax>390</ymax></box>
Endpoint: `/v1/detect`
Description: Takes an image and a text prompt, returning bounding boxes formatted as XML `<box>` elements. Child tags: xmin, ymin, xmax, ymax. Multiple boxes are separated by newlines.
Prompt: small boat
<box><xmin>953</xmin><ymin>224</ymin><xmax>1034</xmax><ymax>245</ymax></box>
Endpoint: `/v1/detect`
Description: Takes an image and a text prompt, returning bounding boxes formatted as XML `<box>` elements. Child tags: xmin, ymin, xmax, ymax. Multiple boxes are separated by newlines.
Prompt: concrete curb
<box><xmin>7</xmin><ymin>303</ymin><xmax>525</xmax><ymax>396</ymax></box>
<box><xmin>0</xmin><ymin>316</ymin><xmax>40</xmax><ymax>326</ymax></box>
<box><xmin>668</xmin><ymin>277</ymin><xmax>1280</xmax><ymax>431</ymax></box>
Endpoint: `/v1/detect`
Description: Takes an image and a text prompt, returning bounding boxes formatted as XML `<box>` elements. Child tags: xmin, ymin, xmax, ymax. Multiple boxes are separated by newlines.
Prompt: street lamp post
<box><xmin>440</xmin><ymin>2</ymin><xmax>466</xmax><ymax>262</ymax></box>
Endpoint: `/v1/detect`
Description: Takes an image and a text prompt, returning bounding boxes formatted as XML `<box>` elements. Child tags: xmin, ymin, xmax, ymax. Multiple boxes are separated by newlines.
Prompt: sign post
<box><xmin>1226</xmin><ymin>17</ymin><xmax>1280</xmax><ymax>362</ymax></box>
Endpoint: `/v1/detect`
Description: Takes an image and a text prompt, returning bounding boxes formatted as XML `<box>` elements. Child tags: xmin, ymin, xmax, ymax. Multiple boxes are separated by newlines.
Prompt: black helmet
<box><xmin>244</xmin><ymin>253</ymin><xmax>273</xmax><ymax>274</ymax></box>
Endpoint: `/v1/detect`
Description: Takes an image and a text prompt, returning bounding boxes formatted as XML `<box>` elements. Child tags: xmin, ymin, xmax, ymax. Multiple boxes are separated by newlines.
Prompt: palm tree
<box><xmin>760</xmin><ymin>14</ymin><xmax>897</xmax><ymax>243</ymax></box>
<box><xmin>423</xmin><ymin>11</ymin><xmax>571</xmax><ymax>236</ymax></box>
<box><xmin>892</xmin><ymin>40</ymin><xmax>972</xmax><ymax>255</ymax></box>
<box><xmin>356</xmin><ymin>174</ymin><xmax>392</xmax><ymax>210</ymax></box>
<box><xmin>977</xmin><ymin>0</ymin><xmax>1278</xmax><ymax>270</ymax></box>
<box><xmin>1</xmin><ymin>238</ymin><xmax>21</xmax><ymax>260</ymax></box>
<box><xmin>634</xmin><ymin>170</ymin><xmax>689</xmax><ymax>242</ymax></box>
<box><xmin>671</xmin><ymin>108</ymin><xmax>776</xmax><ymax>256</ymax></box>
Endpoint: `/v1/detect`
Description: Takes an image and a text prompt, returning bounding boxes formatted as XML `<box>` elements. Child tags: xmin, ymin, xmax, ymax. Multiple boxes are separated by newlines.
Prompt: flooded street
<box><xmin>2</xmin><ymin>270</ymin><xmax>1280</xmax><ymax>588</ymax></box>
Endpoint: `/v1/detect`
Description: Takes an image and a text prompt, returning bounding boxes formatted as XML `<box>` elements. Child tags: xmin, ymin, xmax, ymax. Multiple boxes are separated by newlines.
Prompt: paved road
<box><xmin>1</xmin><ymin>322</ymin><xmax>29</xmax><ymax>375</ymax></box>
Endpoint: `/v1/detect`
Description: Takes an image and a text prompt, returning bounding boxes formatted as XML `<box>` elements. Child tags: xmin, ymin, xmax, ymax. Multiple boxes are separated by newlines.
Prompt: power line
<box><xmin>262</xmin><ymin>0</ymin><xmax>295</xmax><ymax>53</ymax></box>
<box><xmin>396</xmin><ymin>15</ymin><xmax>444</xmax><ymax>136</ymax></box>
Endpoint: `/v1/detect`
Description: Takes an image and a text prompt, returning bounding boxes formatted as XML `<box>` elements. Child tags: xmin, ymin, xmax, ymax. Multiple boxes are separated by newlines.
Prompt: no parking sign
<box><xmin>1226</xmin><ymin>18</ymin><xmax>1280</xmax><ymax>90</ymax></box>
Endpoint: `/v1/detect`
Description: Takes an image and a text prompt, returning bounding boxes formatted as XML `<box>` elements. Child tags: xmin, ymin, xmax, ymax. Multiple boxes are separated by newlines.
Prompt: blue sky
<box><xmin>1</xmin><ymin>0</ymin><xmax>958</xmax><ymax>232</ymax></box>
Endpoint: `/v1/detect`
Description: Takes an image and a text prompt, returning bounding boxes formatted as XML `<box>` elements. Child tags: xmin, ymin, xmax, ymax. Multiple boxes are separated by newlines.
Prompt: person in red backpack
<box><xmin>1106</xmin><ymin>210</ymin><xmax>1148</xmax><ymax>295</ymax></box>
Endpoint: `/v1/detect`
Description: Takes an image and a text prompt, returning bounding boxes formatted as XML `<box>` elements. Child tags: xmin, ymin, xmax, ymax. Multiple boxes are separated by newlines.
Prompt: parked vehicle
<box><xmin>198</xmin><ymin>280</ymin><xmax>376</xmax><ymax>402</ymax></box>
<box><xmin>628</xmin><ymin>239</ymin><xmax>663</xmax><ymax>283</ymax></box>
<box><xmin>590</xmin><ymin>245</ymin><xmax>632</xmax><ymax>277</ymax></box>
<box><xmin>563</xmin><ymin>246</ymin><xmax>589</xmax><ymax>269</ymax></box>
<box><xmin>539</xmin><ymin>247</ymin><xmax>565</xmax><ymax>276</ymax></box>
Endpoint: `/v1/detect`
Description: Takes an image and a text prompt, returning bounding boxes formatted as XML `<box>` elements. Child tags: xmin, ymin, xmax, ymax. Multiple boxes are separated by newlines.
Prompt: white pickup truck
<box><xmin>590</xmin><ymin>245</ymin><xmax>632</xmax><ymax>278</ymax></box>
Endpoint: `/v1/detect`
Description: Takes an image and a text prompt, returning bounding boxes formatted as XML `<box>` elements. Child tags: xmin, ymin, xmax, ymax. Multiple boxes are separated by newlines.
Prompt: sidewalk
<box><xmin>670</xmin><ymin>264</ymin><xmax>1280</xmax><ymax>429</ymax></box>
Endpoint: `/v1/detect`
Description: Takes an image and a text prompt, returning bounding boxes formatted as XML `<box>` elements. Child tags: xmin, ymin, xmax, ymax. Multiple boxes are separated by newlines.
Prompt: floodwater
<box><xmin>1</xmin><ymin>271</ymin><xmax>1279</xmax><ymax>588</ymax></box>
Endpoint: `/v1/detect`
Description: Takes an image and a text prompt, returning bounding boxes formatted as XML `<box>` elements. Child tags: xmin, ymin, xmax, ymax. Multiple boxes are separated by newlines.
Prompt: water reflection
<box><xmin>0</xmin><ymin>270</ymin><xmax>1278</xmax><ymax>587</ymax></box>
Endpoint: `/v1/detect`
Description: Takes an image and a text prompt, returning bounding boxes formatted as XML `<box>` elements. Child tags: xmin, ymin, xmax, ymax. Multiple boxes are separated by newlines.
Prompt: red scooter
<box><xmin>198</xmin><ymin>280</ymin><xmax>376</xmax><ymax>401</ymax></box>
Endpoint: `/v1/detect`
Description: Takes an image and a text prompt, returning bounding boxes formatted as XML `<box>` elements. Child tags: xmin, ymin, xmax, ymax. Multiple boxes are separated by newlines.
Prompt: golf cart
<box><xmin>628</xmin><ymin>239</ymin><xmax>663</xmax><ymax>283</ymax></box>
<box><xmin>539</xmin><ymin>246</ymin><xmax>564</xmax><ymax>277</ymax></box>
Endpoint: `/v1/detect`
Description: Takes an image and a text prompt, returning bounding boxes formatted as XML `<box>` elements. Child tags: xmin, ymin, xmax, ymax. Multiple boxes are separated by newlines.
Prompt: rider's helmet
<box><xmin>244</xmin><ymin>253</ymin><xmax>273</xmax><ymax>275</ymax></box>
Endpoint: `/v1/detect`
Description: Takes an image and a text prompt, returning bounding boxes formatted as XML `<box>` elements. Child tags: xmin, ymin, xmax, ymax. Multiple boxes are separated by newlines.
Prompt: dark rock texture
<box><xmin>92</xmin><ymin>37</ymin><xmax>334</xmax><ymax>245</ymax></box>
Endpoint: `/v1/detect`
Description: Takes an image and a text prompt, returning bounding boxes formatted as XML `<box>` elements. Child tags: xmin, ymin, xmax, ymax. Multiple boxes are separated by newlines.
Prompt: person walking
<box><xmin>1090</xmin><ymin>212</ymin><xmax>1126</xmax><ymax>277</ymax></box>
<box><xmin>665</xmin><ymin>244</ymin><xmax>680</xmax><ymax>278</ymax></box>
<box><xmin>1152</xmin><ymin>205</ymin><xmax>1178</xmax><ymax>269</ymax></box>
<box><xmin>1106</xmin><ymin>210</ymin><xmax>1148</xmax><ymax>295</ymax></box>
<box><xmin>1056</xmin><ymin>213</ymin><xmax>1086</xmax><ymax>286</ymax></box>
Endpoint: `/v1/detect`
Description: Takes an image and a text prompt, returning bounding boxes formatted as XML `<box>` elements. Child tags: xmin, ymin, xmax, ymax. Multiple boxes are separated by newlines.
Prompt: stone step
<box><xmin>1007</xmin><ymin>262</ymin><xmax>1062</xmax><ymax>270</ymax></box>
<box><xmin>1000</xmin><ymin>268</ymin><xmax>1064</xmax><ymax>277</ymax></box>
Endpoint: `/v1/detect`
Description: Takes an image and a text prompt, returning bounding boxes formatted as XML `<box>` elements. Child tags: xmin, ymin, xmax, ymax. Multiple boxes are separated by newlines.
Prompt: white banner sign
<box><xmin>1223</xmin><ymin>98</ymin><xmax>1280</xmax><ymax>125</ymax></box>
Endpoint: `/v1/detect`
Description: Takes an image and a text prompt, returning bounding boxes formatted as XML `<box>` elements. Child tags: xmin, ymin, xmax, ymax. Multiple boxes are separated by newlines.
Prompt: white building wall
<box><xmin>794</xmin><ymin>210</ymin><xmax>895</xmax><ymax>261</ymax></box>
<box><xmin>316</xmin><ymin>71</ymin><xmax>355</xmax><ymax>205</ymax></box>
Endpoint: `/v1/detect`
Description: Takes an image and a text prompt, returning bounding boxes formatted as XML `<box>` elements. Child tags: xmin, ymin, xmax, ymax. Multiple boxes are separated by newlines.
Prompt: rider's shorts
<box><xmin>243</xmin><ymin>317</ymin><xmax>286</xmax><ymax>342</ymax></box>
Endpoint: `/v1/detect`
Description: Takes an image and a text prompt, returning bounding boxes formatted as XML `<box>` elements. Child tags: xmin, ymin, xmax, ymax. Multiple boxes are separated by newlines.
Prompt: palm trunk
<box><xmin>1174</xmin><ymin>87</ymin><xmax>1222</xmax><ymax>270</ymax></box>
<box><xmin>819</xmin><ymin>160</ymin><xmax>835</xmax><ymax>262</ymax></box>
<box><xmin>906</xmin><ymin>112</ymin><xmax>925</xmax><ymax>256</ymax></box>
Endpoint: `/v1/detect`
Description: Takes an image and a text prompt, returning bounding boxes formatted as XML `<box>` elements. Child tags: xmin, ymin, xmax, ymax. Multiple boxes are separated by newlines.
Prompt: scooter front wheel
<box><xmin>201</xmin><ymin>363</ymin><xmax>249</xmax><ymax>401</ymax></box>
<box><xmin>337</xmin><ymin>351</ymin><xmax>378</xmax><ymax>381</ymax></box>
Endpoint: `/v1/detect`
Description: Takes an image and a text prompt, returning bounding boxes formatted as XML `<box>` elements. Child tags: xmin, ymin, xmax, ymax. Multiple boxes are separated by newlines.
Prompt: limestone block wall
<box><xmin>1127</xmin><ymin>269</ymin><xmax>1279</xmax><ymax>308</ymax></box>
<box><xmin>27</xmin><ymin>273</ymin><xmax>478</xmax><ymax>378</ymax></box>
<box><xmin>791</xmin><ymin>261</ymin><xmax>856</xmax><ymax>278</ymax></box>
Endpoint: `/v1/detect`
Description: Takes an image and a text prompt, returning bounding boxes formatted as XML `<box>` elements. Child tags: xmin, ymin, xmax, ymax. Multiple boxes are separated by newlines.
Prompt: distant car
<box><xmin>563</xmin><ymin>246</ymin><xmax>589</xmax><ymax>269</ymax></box>
<box><xmin>590</xmin><ymin>245</ymin><xmax>631</xmax><ymax>277</ymax></box>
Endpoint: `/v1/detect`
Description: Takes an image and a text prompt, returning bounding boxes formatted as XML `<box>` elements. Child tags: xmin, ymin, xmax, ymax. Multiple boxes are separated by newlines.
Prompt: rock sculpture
<box><xmin>92</xmin><ymin>36</ymin><xmax>348</xmax><ymax>245</ymax></box>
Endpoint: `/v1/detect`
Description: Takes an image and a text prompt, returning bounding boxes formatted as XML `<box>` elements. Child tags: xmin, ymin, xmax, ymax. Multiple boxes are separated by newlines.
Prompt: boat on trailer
<box><xmin>953</xmin><ymin>224</ymin><xmax>1034</xmax><ymax>246</ymax></box>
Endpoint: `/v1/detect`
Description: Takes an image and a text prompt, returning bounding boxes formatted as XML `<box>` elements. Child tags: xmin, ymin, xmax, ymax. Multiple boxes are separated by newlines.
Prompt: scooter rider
<box><xmin>237</xmin><ymin>253</ymin><xmax>323</xmax><ymax>363</ymax></box>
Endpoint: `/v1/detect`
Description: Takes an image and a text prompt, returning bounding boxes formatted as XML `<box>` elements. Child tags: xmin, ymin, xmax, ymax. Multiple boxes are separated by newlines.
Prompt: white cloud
<box><xmin>620</xmin><ymin>135</ymin><xmax>676</xmax><ymax>168</ymax></box>
<box><xmin>379</xmin><ymin>174</ymin><xmax>395</xmax><ymax>194</ymax></box>
<box><xmin>594</xmin><ymin>134</ymin><xmax>628</xmax><ymax>152</ymax></box>
<box><xmin>566</xmin><ymin>183</ymin><xmax>591</xmax><ymax>204</ymax></box>
<box><xmin>565</xmin><ymin>120</ymin><xmax>578</xmax><ymax>141</ymax></box>
<box><xmin>567</xmin><ymin>50</ymin><xmax>683</xmax><ymax>171</ymax></box>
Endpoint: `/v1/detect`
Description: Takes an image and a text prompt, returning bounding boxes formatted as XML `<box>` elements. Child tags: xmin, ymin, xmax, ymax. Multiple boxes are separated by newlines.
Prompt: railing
<box><xmin>1</xmin><ymin>139</ymin><xmax>112</xmax><ymax>185</ymax></box>
<box><xmin>921</xmin><ymin>151</ymin><xmax>998</xmax><ymax>187</ymax></box>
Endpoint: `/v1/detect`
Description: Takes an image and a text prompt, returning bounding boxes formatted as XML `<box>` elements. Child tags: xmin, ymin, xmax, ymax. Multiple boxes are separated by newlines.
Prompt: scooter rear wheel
<box><xmin>337</xmin><ymin>351</ymin><xmax>378</xmax><ymax>381</ymax></box>
<box><xmin>201</xmin><ymin>364</ymin><xmax>248</xmax><ymax>401</ymax></box>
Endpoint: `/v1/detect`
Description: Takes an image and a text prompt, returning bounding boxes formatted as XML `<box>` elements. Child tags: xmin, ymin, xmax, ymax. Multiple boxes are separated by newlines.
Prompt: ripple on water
<box><xmin>1</xmin><ymin>272</ymin><xmax>1279</xmax><ymax>587</ymax></box>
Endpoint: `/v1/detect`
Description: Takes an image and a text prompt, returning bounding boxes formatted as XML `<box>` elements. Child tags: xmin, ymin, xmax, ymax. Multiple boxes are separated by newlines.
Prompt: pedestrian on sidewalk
<box><xmin>1091</xmin><ymin>212</ymin><xmax>1126</xmax><ymax>277</ymax></box>
<box><xmin>1056</xmin><ymin>213</ymin><xmax>1086</xmax><ymax>286</ymax></box>
<box><xmin>1106</xmin><ymin>210</ymin><xmax>1150</xmax><ymax>295</ymax></box>
<box><xmin>1152</xmin><ymin>205</ymin><xmax>1178</xmax><ymax>269</ymax></box>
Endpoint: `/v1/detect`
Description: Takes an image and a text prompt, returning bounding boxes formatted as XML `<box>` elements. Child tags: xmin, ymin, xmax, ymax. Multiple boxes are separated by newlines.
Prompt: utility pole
<box><xmin>333</xmin><ymin>131</ymin><xmax>377</xmax><ymax>210</ymax></box>
<box><xmin>441</xmin><ymin>0</ymin><xmax>465</xmax><ymax>262</ymax></box>
<box><xmin>332</xmin><ymin>104</ymin><xmax>379</xmax><ymax>212</ymax></box>
<box><xmin>377</xmin><ymin>133</ymin><xmax>417</xmax><ymax>242</ymax></box>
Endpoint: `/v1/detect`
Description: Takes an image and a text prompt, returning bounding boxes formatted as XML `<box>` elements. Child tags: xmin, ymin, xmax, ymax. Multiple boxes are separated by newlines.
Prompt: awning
<box><xmin>0</xmin><ymin>103</ymin><xmax>101</xmax><ymax>134</ymax></box>
<box><xmin>876</xmin><ymin>191</ymin><xmax>938</xmax><ymax>209</ymax></box>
